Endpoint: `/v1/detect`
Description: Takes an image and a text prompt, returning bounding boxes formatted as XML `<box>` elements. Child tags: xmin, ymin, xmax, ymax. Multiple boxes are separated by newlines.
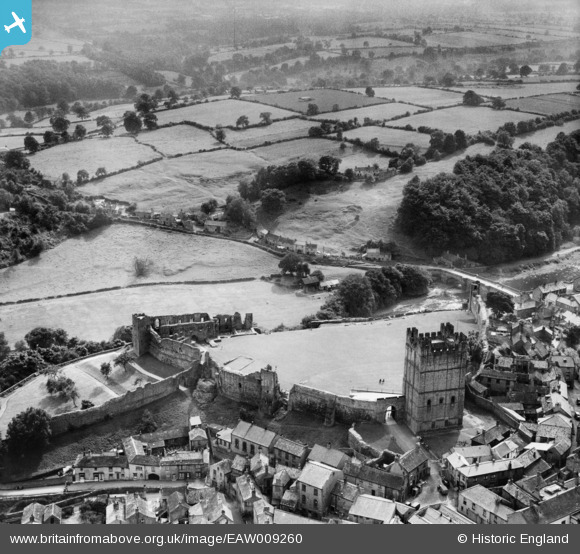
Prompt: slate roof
<box><xmin>273</xmin><ymin>436</ymin><xmax>308</xmax><ymax>458</ymax></box>
<box><xmin>280</xmin><ymin>489</ymin><xmax>298</xmax><ymax>510</ymax></box>
<box><xmin>348</xmin><ymin>494</ymin><xmax>396</xmax><ymax>523</ymax></box>
<box><xmin>197</xmin><ymin>491</ymin><xmax>232</xmax><ymax>523</ymax></box>
<box><xmin>22</xmin><ymin>503</ymin><xmax>45</xmax><ymax>524</ymax></box>
<box><xmin>343</xmin><ymin>460</ymin><xmax>405</xmax><ymax>491</ymax></box>
<box><xmin>138</xmin><ymin>427</ymin><xmax>189</xmax><ymax>443</ymax></box>
<box><xmin>273</xmin><ymin>509</ymin><xmax>324</xmax><ymax>524</ymax></box>
<box><xmin>502</xmin><ymin>481</ymin><xmax>536</xmax><ymax>507</ymax></box>
<box><xmin>75</xmin><ymin>454</ymin><xmax>129</xmax><ymax>469</ymax></box>
<box><xmin>189</xmin><ymin>428</ymin><xmax>208</xmax><ymax>441</ymax></box>
<box><xmin>460</xmin><ymin>485</ymin><xmax>515</xmax><ymax>519</ymax></box>
<box><xmin>398</xmin><ymin>446</ymin><xmax>429</xmax><ymax>473</ymax></box>
<box><xmin>298</xmin><ymin>462</ymin><xmax>339</xmax><ymax>489</ymax></box>
<box><xmin>167</xmin><ymin>491</ymin><xmax>188</xmax><ymax>516</ymax></box>
<box><xmin>232</xmin><ymin>455</ymin><xmax>248</xmax><ymax>473</ymax></box>
<box><xmin>232</xmin><ymin>421</ymin><xmax>277</xmax><ymax>449</ymax></box>
<box><xmin>510</xmin><ymin>487</ymin><xmax>580</xmax><ymax>524</ymax></box>
<box><xmin>331</xmin><ymin>480</ymin><xmax>361</xmax><ymax>503</ymax></box>
<box><xmin>43</xmin><ymin>503</ymin><xmax>62</xmax><ymax>521</ymax></box>
<box><xmin>236</xmin><ymin>474</ymin><xmax>261</xmax><ymax>503</ymax></box>
<box><xmin>160</xmin><ymin>451</ymin><xmax>204</xmax><ymax>466</ymax></box>
<box><xmin>307</xmin><ymin>444</ymin><xmax>349</xmax><ymax>469</ymax></box>
<box><xmin>457</xmin><ymin>459</ymin><xmax>523</xmax><ymax>478</ymax></box>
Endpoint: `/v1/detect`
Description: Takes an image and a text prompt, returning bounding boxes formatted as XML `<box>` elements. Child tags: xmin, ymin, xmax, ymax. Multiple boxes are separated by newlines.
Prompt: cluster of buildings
<box><xmin>513</xmin><ymin>279</ymin><xmax>580</xmax><ymax>322</ymax></box>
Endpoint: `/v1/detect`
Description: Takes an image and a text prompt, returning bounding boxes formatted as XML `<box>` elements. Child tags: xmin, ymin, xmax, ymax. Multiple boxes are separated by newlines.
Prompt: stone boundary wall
<box><xmin>466</xmin><ymin>384</ymin><xmax>522</xmax><ymax>430</ymax></box>
<box><xmin>288</xmin><ymin>384</ymin><xmax>405</xmax><ymax>425</ymax></box>
<box><xmin>49</xmin><ymin>368</ymin><xmax>191</xmax><ymax>436</ymax></box>
<box><xmin>348</xmin><ymin>427</ymin><xmax>382</xmax><ymax>458</ymax></box>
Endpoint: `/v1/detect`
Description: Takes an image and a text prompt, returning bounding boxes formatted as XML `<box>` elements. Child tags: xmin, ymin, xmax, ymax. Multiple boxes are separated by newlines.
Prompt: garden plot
<box><xmin>0</xmin><ymin>224</ymin><xmax>279</xmax><ymax>303</ymax></box>
<box><xmin>345</xmin><ymin>87</ymin><xmax>464</xmax><ymax>108</ymax></box>
<box><xmin>311</xmin><ymin>103</ymin><xmax>420</xmax><ymax>123</ymax></box>
<box><xmin>0</xmin><ymin>351</ymin><xmax>157</xmax><ymax>435</ymax></box>
<box><xmin>154</xmin><ymin>100</ymin><xmax>295</xmax><ymax>128</ymax></box>
<box><xmin>505</xmin><ymin>93</ymin><xmax>580</xmax><ymax>116</ymax></box>
<box><xmin>394</xmin><ymin>106</ymin><xmax>537</xmax><ymax>134</ymax></box>
<box><xmin>79</xmin><ymin>149</ymin><xmax>266</xmax><ymax>210</ymax></box>
<box><xmin>246</xmin><ymin>89</ymin><xmax>388</xmax><ymax>114</ymax></box>
<box><xmin>136</xmin><ymin>125</ymin><xmax>222</xmax><ymax>156</ymax></box>
<box><xmin>337</xmin><ymin>127</ymin><xmax>431</xmax><ymax>152</ymax></box>
<box><xmin>28</xmin><ymin>136</ymin><xmax>159</xmax><ymax>180</ymax></box>
<box><xmin>446</xmin><ymin>81</ymin><xmax>580</xmax><ymax>99</ymax></box>
<box><xmin>226</xmin><ymin>118</ymin><xmax>313</xmax><ymax>148</ymax></box>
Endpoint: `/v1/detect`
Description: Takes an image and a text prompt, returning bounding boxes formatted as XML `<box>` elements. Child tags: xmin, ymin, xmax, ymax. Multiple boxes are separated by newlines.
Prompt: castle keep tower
<box><xmin>132</xmin><ymin>313</ymin><xmax>151</xmax><ymax>357</ymax></box>
<box><xmin>402</xmin><ymin>323</ymin><xmax>469</xmax><ymax>435</ymax></box>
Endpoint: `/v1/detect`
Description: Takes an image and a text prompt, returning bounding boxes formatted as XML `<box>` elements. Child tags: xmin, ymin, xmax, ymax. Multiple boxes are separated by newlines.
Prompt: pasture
<box><xmin>311</xmin><ymin>103</ymin><xmax>420</xmax><ymax>123</ymax></box>
<box><xmin>0</xmin><ymin>134</ymin><xmax>42</xmax><ymax>150</ymax></box>
<box><xmin>424</xmin><ymin>31</ymin><xmax>529</xmax><ymax>48</ymax></box>
<box><xmin>79</xmin><ymin>149</ymin><xmax>266</xmax><ymax>210</ymax></box>
<box><xmin>136</xmin><ymin>125</ymin><xmax>222</xmax><ymax>156</ymax></box>
<box><xmin>246</xmin><ymin>89</ymin><xmax>388</xmax><ymax>114</ymax></box>
<box><xmin>0</xmin><ymin>224</ymin><xmax>279</xmax><ymax>303</ymax></box>
<box><xmin>394</xmin><ymin>106</ymin><xmax>538</xmax><ymax>134</ymax></box>
<box><xmin>153</xmin><ymin>99</ymin><xmax>295</xmax><ymax>128</ymax></box>
<box><xmin>446</xmin><ymin>81</ymin><xmax>580</xmax><ymax>99</ymax></box>
<box><xmin>225</xmin><ymin>118</ymin><xmax>313</xmax><ymax>148</ymax></box>
<box><xmin>28</xmin><ymin>136</ymin><xmax>159</xmax><ymax>180</ymax></box>
<box><xmin>0</xmin><ymin>281</ymin><xmax>328</xmax><ymax>346</ymax></box>
<box><xmin>207</xmin><ymin>43</ymin><xmax>296</xmax><ymax>63</ymax></box>
<box><xmin>0</xmin><ymin>351</ymin><xmax>157</xmax><ymax>435</ymax></box>
<box><xmin>327</xmin><ymin>36</ymin><xmax>416</xmax><ymax>49</ymax></box>
<box><xmin>505</xmin><ymin>93</ymin><xmax>580</xmax><ymax>116</ymax></box>
<box><xmin>345</xmin><ymin>87</ymin><xmax>464</xmax><ymax>108</ymax></box>
<box><xmin>513</xmin><ymin>120</ymin><xmax>580</xmax><ymax>149</ymax></box>
<box><xmin>338</xmin><ymin>126</ymin><xmax>431</xmax><ymax>152</ymax></box>
<box><xmin>211</xmin><ymin>311</ymin><xmax>478</xmax><ymax>396</ymax></box>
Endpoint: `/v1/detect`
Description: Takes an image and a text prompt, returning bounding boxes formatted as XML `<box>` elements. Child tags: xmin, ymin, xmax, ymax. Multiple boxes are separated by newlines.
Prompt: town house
<box><xmin>231</xmin><ymin>421</ymin><xmax>277</xmax><ymax>458</ymax></box>
<box><xmin>296</xmin><ymin>461</ymin><xmax>343</xmax><ymax>519</ymax></box>
<box><xmin>73</xmin><ymin>452</ymin><xmax>129</xmax><ymax>482</ymax></box>
<box><xmin>271</xmin><ymin>436</ymin><xmax>308</xmax><ymax>469</ymax></box>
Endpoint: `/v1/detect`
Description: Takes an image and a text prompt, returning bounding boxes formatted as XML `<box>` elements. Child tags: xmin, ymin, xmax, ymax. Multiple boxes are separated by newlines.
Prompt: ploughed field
<box><xmin>210</xmin><ymin>310</ymin><xmax>478</xmax><ymax>396</ymax></box>
<box><xmin>0</xmin><ymin>224</ymin><xmax>279</xmax><ymax>303</ymax></box>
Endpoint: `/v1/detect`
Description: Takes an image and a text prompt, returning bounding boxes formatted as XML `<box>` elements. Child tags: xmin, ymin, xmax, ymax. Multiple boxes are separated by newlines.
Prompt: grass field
<box><xmin>251</xmin><ymin>137</ymin><xmax>396</xmax><ymax>170</ymax></box>
<box><xmin>446</xmin><ymin>81</ymin><xmax>580</xmax><ymax>99</ymax></box>
<box><xmin>0</xmin><ymin>350</ymin><xmax>157</xmax><ymax>435</ymax></box>
<box><xmin>0</xmin><ymin>224</ymin><xmax>280</xmax><ymax>303</ymax></box>
<box><xmin>267</xmin><ymin>142</ymin><xmax>494</xmax><ymax>250</ymax></box>
<box><xmin>394</xmin><ymin>106</ymin><xmax>538</xmax><ymax>134</ymax></box>
<box><xmin>425</xmin><ymin>31</ymin><xmax>529</xmax><ymax>48</ymax></box>
<box><xmin>0</xmin><ymin>134</ymin><xmax>43</xmax><ymax>150</ymax></box>
<box><xmin>246</xmin><ymin>89</ymin><xmax>388</xmax><ymax>114</ymax></box>
<box><xmin>28</xmin><ymin>136</ymin><xmax>159</xmax><ymax>180</ymax></box>
<box><xmin>136</xmin><ymin>125</ymin><xmax>223</xmax><ymax>156</ymax></box>
<box><xmin>505</xmin><ymin>93</ymin><xmax>580</xmax><ymax>115</ymax></box>
<box><xmin>345</xmin><ymin>87</ymin><xmax>464</xmax><ymax>108</ymax></box>
<box><xmin>208</xmin><ymin>43</ymin><xmax>296</xmax><ymax>63</ymax></box>
<box><xmin>0</xmin><ymin>281</ymin><xmax>329</xmax><ymax>346</ymax></box>
<box><xmin>513</xmin><ymin>120</ymin><xmax>580</xmax><ymax>149</ymax></box>
<box><xmin>225</xmin><ymin>118</ymin><xmax>313</xmax><ymax>148</ymax></box>
<box><xmin>211</xmin><ymin>310</ymin><xmax>478</xmax><ymax>396</ymax></box>
<box><xmin>327</xmin><ymin>37</ymin><xmax>416</xmax><ymax>49</ymax></box>
<box><xmin>337</xmin><ymin>126</ymin><xmax>432</xmax><ymax>152</ymax></box>
<box><xmin>79</xmin><ymin>149</ymin><xmax>266</xmax><ymax>210</ymax></box>
<box><xmin>311</xmin><ymin>103</ymin><xmax>420</xmax><ymax>123</ymax></box>
<box><xmin>154</xmin><ymin>99</ymin><xmax>295</xmax><ymax>128</ymax></box>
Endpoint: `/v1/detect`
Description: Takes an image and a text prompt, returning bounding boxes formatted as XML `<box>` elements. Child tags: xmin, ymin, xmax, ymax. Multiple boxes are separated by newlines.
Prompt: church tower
<box><xmin>402</xmin><ymin>323</ymin><xmax>469</xmax><ymax>435</ymax></box>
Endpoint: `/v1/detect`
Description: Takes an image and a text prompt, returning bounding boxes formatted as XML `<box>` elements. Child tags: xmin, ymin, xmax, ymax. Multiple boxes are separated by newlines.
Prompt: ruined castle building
<box><xmin>402</xmin><ymin>323</ymin><xmax>469</xmax><ymax>435</ymax></box>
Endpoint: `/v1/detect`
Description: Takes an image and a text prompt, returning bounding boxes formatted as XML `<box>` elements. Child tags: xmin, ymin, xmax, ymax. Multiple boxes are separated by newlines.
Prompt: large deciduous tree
<box><xmin>6</xmin><ymin>407</ymin><xmax>52</xmax><ymax>455</ymax></box>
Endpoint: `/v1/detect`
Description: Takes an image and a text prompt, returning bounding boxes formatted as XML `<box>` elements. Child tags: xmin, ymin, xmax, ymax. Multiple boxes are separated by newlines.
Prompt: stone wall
<box><xmin>49</xmin><ymin>369</ymin><xmax>190</xmax><ymax>436</ymax></box>
<box><xmin>148</xmin><ymin>330</ymin><xmax>204</xmax><ymax>372</ymax></box>
<box><xmin>288</xmin><ymin>384</ymin><xmax>405</xmax><ymax>425</ymax></box>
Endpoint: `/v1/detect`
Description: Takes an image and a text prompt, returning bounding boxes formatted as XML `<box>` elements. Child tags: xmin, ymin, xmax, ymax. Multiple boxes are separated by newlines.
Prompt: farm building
<box><xmin>205</xmin><ymin>220</ymin><xmax>228</xmax><ymax>233</ymax></box>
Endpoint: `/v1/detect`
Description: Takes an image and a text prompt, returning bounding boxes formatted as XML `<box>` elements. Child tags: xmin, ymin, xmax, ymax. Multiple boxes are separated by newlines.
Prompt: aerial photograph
<box><xmin>0</xmin><ymin>0</ymin><xmax>579</xmax><ymax>527</ymax></box>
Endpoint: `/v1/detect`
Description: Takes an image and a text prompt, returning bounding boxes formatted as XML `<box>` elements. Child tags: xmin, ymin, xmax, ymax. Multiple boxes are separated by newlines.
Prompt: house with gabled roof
<box><xmin>458</xmin><ymin>485</ymin><xmax>515</xmax><ymax>524</ymax></box>
<box><xmin>231</xmin><ymin>421</ymin><xmax>277</xmax><ymax>458</ymax></box>
<box><xmin>307</xmin><ymin>444</ymin><xmax>349</xmax><ymax>470</ymax></box>
<box><xmin>43</xmin><ymin>504</ymin><xmax>62</xmax><ymax>525</ymax></box>
<box><xmin>388</xmin><ymin>445</ymin><xmax>430</xmax><ymax>494</ymax></box>
<box><xmin>21</xmin><ymin>503</ymin><xmax>46</xmax><ymax>525</ymax></box>
<box><xmin>348</xmin><ymin>494</ymin><xmax>398</xmax><ymax>524</ymax></box>
<box><xmin>189</xmin><ymin>490</ymin><xmax>233</xmax><ymax>524</ymax></box>
<box><xmin>296</xmin><ymin>461</ymin><xmax>343</xmax><ymax>519</ymax></box>
<box><xmin>272</xmin><ymin>436</ymin><xmax>308</xmax><ymax>469</ymax></box>
<box><xmin>343</xmin><ymin>459</ymin><xmax>406</xmax><ymax>502</ymax></box>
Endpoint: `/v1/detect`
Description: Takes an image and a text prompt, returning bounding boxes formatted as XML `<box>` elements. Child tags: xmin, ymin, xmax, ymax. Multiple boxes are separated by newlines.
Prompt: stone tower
<box><xmin>132</xmin><ymin>313</ymin><xmax>151</xmax><ymax>357</ymax></box>
<box><xmin>402</xmin><ymin>323</ymin><xmax>469</xmax><ymax>435</ymax></box>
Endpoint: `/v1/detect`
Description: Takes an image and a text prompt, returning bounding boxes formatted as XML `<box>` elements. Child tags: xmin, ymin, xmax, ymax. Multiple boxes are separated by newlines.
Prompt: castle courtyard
<box><xmin>210</xmin><ymin>310</ymin><xmax>479</xmax><ymax>397</ymax></box>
